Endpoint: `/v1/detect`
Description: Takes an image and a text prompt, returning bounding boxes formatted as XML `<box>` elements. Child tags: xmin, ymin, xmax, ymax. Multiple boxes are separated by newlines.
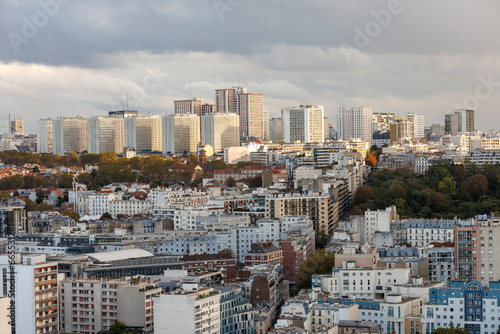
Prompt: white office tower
<box><xmin>337</xmin><ymin>106</ymin><xmax>373</xmax><ymax>141</ymax></box>
<box><xmin>52</xmin><ymin>116</ymin><xmax>88</xmax><ymax>155</ymax></box>
<box><xmin>37</xmin><ymin>118</ymin><xmax>53</xmax><ymax>153</ymax></box>
<box><xmin>201</xmin><ymin>113</ymin><xmax>240</xmax><ymax>153</ymax></box>
<box><xmin>124</xmin><ymin>115</ymin><xmax>163</xmax><ymax>153</ymax></box>
<box><xmin>282</xmin><ymin>105</ymin><xmax>324</xmax><ymax>143</ymax></box>
<box><xmin>407</xmin><ymin>113</ymin><xmax>425</xmax><ymax>139</ymax></box>
<box><xmin>269</xmin><ymin>117</ymin><xmax>283</xmax><ymax>142</ymax></box>
<box><xmin>163</xmin><ymin>114</ymin><xmax>200</xmax><ymax>154</ymax></box>
<box><xmin>88</xmin><ymin>116</ymin><xmax>124</xmax><ymax>154</ymax></box>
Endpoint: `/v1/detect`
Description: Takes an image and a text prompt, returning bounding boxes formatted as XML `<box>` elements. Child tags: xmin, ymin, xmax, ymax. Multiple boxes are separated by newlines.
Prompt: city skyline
<box><xmin>1</xmin><ymin>1</ymin><xmax>499</xmax><ymax>133</ymax></box>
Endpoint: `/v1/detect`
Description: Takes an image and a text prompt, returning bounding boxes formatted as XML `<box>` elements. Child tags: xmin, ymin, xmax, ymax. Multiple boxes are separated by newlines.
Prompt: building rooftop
<box><xmin>87</xmin><ymin>249</ymin><xmax>154</xmax><ymax>263</ymax></box>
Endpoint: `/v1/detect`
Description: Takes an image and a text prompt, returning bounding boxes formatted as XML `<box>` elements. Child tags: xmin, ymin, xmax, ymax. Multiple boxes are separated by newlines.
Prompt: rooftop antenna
<box><xmin>127</xmin><ymin>95</ymin><xmax>129</xmax><ymax>110</ymax></box>
<box><xmin>8</xmin><ymin>114</ymin><xmax>11</xmax><ymax>134</ymax></box>
<box><xmin>189</xmin><ymin>78</ymin><xmax>192</xmax><ymax>97</ymax></box>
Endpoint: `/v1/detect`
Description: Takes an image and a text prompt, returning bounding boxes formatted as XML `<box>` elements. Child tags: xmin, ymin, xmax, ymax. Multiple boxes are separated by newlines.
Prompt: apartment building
<box><xmin>201</xmin><ymin>113</ymin><xmax>240</xmax><ymax>153</ymax></box>
<box><xmin>37</xmin><ymin>118</ymin><xmax>53</xmax><ymax>153</ymax></box>
<box><xmin>391</xmin><ymin>218</ymin><xmax>473</xmax><ymax>247</ymax></box>
<box><xmin>455</xmin><ymin>219</ymin><xmax>500</xmax><ymax>285</ymax></box>
<box><xmin>53</xmin><ymin>116</ymin><xmax>88</xmax><ymax>155</ymax></box>
<box><xmin>154</xmin><ymin>287</ymin><xmax>221</xmax><ymax>333</ymax></box>
<box><xmin>162</xmin><ymin>114</ymin><xmax>200</xmax><ymax>154</ymax></box>
<box><xmin>125</xmin><ymin>114</ymin><xmax>163</xmax><ymax>153</ymax></box>
<box><xmin>0</xmin><ymin>254</ymin><xmax>59</xmax><ymax>334</ymax></box>
<box><xmin>337</xmin><ymin>106</ymin><xmax>373</xmax><ymax>142</ymax></box>
<box><xmin>361</xmin><ymin>206</ymin><xmax>398</xmax><ymax>244</ymax></box>
<box><xmin>445</xmin><ymin>109</ymin><xmax>474</xmax><ymax>135</ymax></box>
<box><xmin>88</xmin><ymin>116</ymin><xmax>124</xmax><ymax>154</ymax></box>
<box><xmin>270</xmin><ymin>117</ymin><xmax>283</xmax><ymax>142</ymax></box>
<box><xmin>108</xmin><ymin>198</ymin><xmax>151</xmax><ymax>218</ymax></box>
<box><xmin>265</xmin><ymin>193</ymin><xmax>334</xmax><ymax>233</ymax></box>
<box><xmin>422</xmin><ymin>281</ymin><xmax>500</xmax><ymax>334</ymax></box>
<box><xmin>427</xmin><ymin>247</ymin><xmax>455</xmax><ymax>283</ymax></box>
<box><xmin>59</xmin><ymin>276</ymin><xmax>160</xmax><ymax>334</ymax></box>
<box><xmin>312</xmin><ymin>266</ymin><xmax>412</xmax><ymax>300</ymax></box>
<box><xmin>282</xmin><ymin>105</ymin><xmax>324</xmax><ymax>143</ymax></box>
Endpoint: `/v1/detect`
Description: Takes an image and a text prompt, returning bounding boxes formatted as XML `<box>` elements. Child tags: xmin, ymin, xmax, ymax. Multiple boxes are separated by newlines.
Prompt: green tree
<box><xmin>100</xmin><ymin>212</ymin><xmax>113</xmax><ymax>220</ymax></box>
<box><xmin>35</xmin><ymin>189</ymin><xmax>45</xmax><ymax>204</ymax></box>
<box><xmin>58</xmin><ymin>173</ymin><xmax>74</xmax><ymax>188</ymax></box>
<box><xmin>76</xmin><ymin>172</ymin><xmax>95</xmax><ymax>189</ymax></box>
<box><xmin>295</xmin><ymin>249</ymin><xmax>335</xmax><ymax>292</ymax></box>
<box><xmin>225</xmin><ymin>177</ymin><xmax>236</xmax><ymax>187</ymax></box>
<box><xmin>315</xmin><ymin>231</ymin><xmax>330</xmax><ymax>249</ymax></box>
<box><xmin>430</xmin><ymin>327</ymin><xmax>471</xmax><ymax>334</ymax></box>
<box><xmin>457</xmin><ymin>174</ymin><xmax>488</xmax><ymax>201</ymax></box>
<box><xmin>33</xmin><ymin>165</ymin><xmax>40</xmax><ymax>173</ymax></box>
<box><xmin>102</xmin><ymin>321</ymin><xmax>144</xmax><ymax>334</ymax></box>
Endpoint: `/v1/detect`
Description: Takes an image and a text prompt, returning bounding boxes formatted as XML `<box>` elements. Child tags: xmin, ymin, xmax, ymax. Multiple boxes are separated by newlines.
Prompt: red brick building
<box><xmin>182</xmin><ymin>253</ymin><xmax>237</xmax><ymax>281</ymax></box>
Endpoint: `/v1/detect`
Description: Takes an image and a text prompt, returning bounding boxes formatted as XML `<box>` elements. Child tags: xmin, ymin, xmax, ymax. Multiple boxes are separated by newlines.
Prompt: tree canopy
<box><xmin>352</xmin><ymin>163</ymin><xmax>500</xmax><ymax>219</ymax></box>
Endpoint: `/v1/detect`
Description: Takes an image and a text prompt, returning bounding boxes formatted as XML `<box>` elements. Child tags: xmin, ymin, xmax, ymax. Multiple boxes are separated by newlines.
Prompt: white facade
<box><xmin>88</xmin><ymin>192</ymin><xmax>121</xmax><ymax>216</ymax></box>
<box><xmin>408</xmin><ymin>113</ymin><xmax>425</xmax><ymax>139</ymax></box>
<box><xmin>337</xmin><ymin>106</ymin><xmax>373</xmax><ymax>142</ymax></box>
<box><xmin>163</xmin><ymin>114</ymin><xmax>200</xmax><ymax>154</ymax></box>
<box><xmin>201</xmin><ymin>113</ymin><xmax>240</xmax><ymax>153</ymax></box>
<box><xmin>282</xmin><ymin>105</ymin><xmax>325</xmax><ymax>143</ymax></box>
<box><xmin>315</xmin><ymin>267</ymin><xmax>411</xmax><ymax>299</ymax></box>
<box><xmin>37</xmin><ymin>118</ymin><xmax>53</xmax><ymax>153</ymax></box>
<box><xmin>108</xmin><ymin>198</ymin><xmax>152</xmax><ymax>218</ymax></box>
<box><xmin>154</xmin><ymin>288</ymin><xmax>221</xmax><ymax>334</ymax></box>
<box><xmin>362</xmin><ymin>206</ymin><xmax>398</xmax><ymax>243</ymax></box>
<box><xmin>88</xmin><ymin>116</ymin><xmax>124</xmax><ymax>154</ymax></box>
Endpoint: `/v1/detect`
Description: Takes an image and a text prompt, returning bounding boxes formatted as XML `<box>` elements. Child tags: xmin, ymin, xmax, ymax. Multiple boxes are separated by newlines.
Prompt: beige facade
<box><xmin>265</xmin><ymin>193</ymin><xmax>333</xmax><ymax>232</ymax></box>
<box><xmin>201</xmin><ymin>113</ymin><xmax>240</xmax><ymax>153</ymax></box>
<box><xmin>88</xmin><ymin>116</ymin><xmax>124</xmax><ymax>154</ymax></box>
<box><xmin>163</xmin><ymin>114</ymin><xmax>200</xmax><ymax>154</ymax></box>
<box><xmin>174</xmin><ymin>98</ymin><xmax>204</xmax><ymax>116</ymax></box>
<box><xmin>10</xmin><ymin>120</ymin><xmax>24</xmax><ymax>135</ymax></box>
<box><xmin>53</xmin><ymin>116</ymin><xmax>88</xmax><ymax>155</ymax></box>
<box><xmin>282</xmin><ymin>105</ymin><xmax>324</xmax><ymax>143</ymax></box>
<box><xmin>238</xmin><ymin>93</ymin><xmax>264</xmax><ymax>138</ymax></box>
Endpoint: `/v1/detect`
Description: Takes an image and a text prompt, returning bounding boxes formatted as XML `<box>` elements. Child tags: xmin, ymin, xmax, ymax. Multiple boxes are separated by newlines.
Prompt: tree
<box><xmin>295</xmin><ymin>249</ymin><xmax>335</xmax><ymax>292</ymax></box>
<box><xmin>100</xmin><ymin>212</ymin><xmax>113</xmax><ymax>220</ymax></box>
<box><xmin>225</xmin><ymin>177</ymin><xmax>236</xmax><ymax>187</ymax></box>
<box><xmin>58</xmin><ymin>173</ymin><xmax>74</xmax><ymax>188</ymax></box>
<box><xmin>33</xmin><ymin>165</ymin><xmax>40</xmax><ymax>173</ymax></box>
<box><xmin>66</xmin><ymin>152</ymin><xmax>80</xmax><ymax>166</ymax></box>
<box><xmin>315</xmin><ymin>231</ymin><xmax>330</xmax><ymax>249</ymax></box>
<box><xmin>62</xmin><ymin>210</ymin><xmax>80</xmax><ymax>222</ymax></box>
<box><xmin>457</xmin><ymin>174</ymin><xmax>488</xmax><ymax>201</ymax></box>
<box><xmin>76</xmin><ymin>172</ymin><xmax>95</xmax><ymax>189</ymax></box>
<box><xmin>35</xmin><ymin>189</ymin><xmax>45</xmax><ymax>204</ymax></box>
<box><xmin>102</xmin><ymin>321</ymin><xmax>144</xmax><ymax>334</ymax></box>
<box><xmin>0</xmin><ymin>191</ymin><xmax>10</xmax><ymax>199</ymax></box>
<box><xmin>365</xmin><ymin>154</ymin><xmax>377</xmax><ymax>167</ymax></box>
<box><xmin>430</xmin><ymin>328</ymin><xmax>471</xmax><ymax>334</ymax></box>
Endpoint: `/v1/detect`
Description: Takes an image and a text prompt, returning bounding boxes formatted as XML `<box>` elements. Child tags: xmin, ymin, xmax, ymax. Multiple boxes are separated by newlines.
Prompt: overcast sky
<box><xmin>1</xmin><ymin>0</ymin><xmax>499</xmax><ymax>133</ymax></box>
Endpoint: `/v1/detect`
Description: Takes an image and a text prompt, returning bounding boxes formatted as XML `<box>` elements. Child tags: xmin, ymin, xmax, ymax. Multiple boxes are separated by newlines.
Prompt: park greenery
<box><xmin>0</xmin><ymin>150</ymin><xmax>263</xmax><ymax>190</ymax></box>
<box><xmin>352</xmin><ymin>162</ymin><xmax>500</xmax><ymax>219</ymax></box>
